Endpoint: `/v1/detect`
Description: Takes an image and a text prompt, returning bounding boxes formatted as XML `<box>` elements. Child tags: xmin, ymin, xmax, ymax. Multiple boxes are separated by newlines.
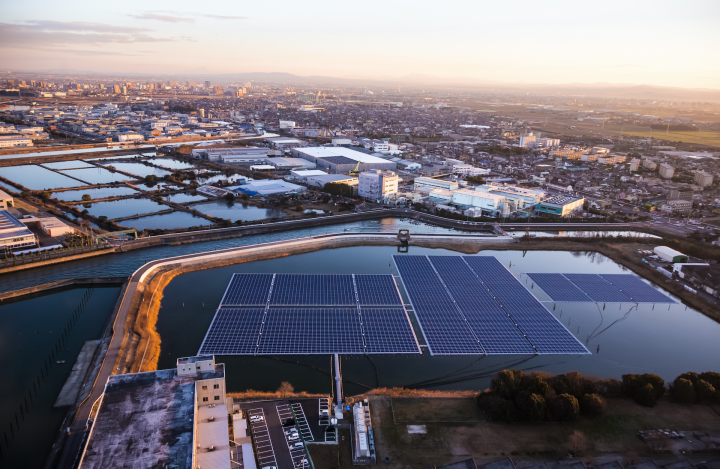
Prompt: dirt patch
<box><xmin>390</xmin><ymin>398</ymin><xmax>485</xmax><ymax>423</ymax></box>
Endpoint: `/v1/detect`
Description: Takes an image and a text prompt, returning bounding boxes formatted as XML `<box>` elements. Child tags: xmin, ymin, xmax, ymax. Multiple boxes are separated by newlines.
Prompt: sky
<box><xmin>1</xmin><ymin>0</ymin><xmax>719</xmax><ymax>89</ymax></box>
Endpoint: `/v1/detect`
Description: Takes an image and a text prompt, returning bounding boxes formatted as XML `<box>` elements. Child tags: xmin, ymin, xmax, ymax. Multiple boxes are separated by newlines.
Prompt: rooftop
<box><xmin>540</xmin><ymin>194</ymin><xmax>584</xmax><ymax>206</ymax></box>
<box><xmin>79</xmin><ymin>366</ymin><xmax>224</xmax><ymax>469</ymax></box>
<box><xmin>295</xmin><ymin>146</ymin><xmax>390</xmax><ymax>164</ymax></box>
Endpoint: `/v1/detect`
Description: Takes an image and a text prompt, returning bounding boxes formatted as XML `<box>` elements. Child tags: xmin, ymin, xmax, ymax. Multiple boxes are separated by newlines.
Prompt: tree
<box><xmin>672</xmin><ymin>378</ymin><xmax>696</xmax><ymax>403</ymax></box>
<box><xmin>224</xmin><ymin>192</ymin><xmax>235</xmax><ymax>202</ymax></box>
<box><xmin>694</xmin><ymin>380</ymin><xmax>715</xmax><ymax>403</ymax></box>
<box><xmin>81</xmin><ymin>194</ymin><xmax>91</xmax><ymax>201</ymax></box>
<box><xmin>490</xmin><ymin>370</ymin><xmax>524</xmax><ymax>400</ymax></box>
<box><xmin>549</xmin><ymin>394</ymin><xmax>580</xmax><ymax>421</ymax></box>
<box><xmin>635</xmin><ymin>383</ymin><xmax>658</xmax><ymax>407</ymax></box>
<box><xmin>295</xmin><ymin>204</ymin><xmax>304</xmax><ymax>212</ymax></box>
<box><xmin>277</xmin><ymin>381</ymin><xmax>294</xmax><ymax>397</ymax></box>
<box><xmin>622</xmin><ymin>373</ymin><xmax>665</xmax><ymax>405</ymax></box>
<box><xmin>580</xmin><ymin>394</ymin><xmax>606</xmax><ymax>416</ymax></box>
<box><xmin>144</xmin><ymin>174</ymin><xmax>158</xmax><ymax>187</ymax></box>
<box><xmin>322</xmin><ymin>194</ymin><xmax>331</xmax><ymax>204</ymax></box>
<box><xmin>569</xmin><ymin>430</ymin><xmax>588</xmax><ymax>453</ymax></box>
<box><xmin>515</xmin><ymin>391</ymin><xmax>547</xmax><ymax>422</ymax></box>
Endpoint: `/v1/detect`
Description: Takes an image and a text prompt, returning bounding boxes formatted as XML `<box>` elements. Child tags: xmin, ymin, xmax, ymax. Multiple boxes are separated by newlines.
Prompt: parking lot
<box><xmin>238</xmin><ymin>398</ymin><xmax>325</xmax><ymax>469</ymax></box>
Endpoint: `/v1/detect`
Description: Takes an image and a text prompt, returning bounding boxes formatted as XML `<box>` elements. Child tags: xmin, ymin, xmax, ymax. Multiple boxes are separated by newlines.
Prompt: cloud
<box><xmin>201</xmin><ymin>14</ymin><xmax>248</xmax><ymax>20</ymax></box>
<box><xmin>612</xmin><ymin>64</ymin><xmax>650</xmax><ymax>68</ymax></box>
<box><xmin>129</xmin><ymin>13</ymin><xmax>194</xmax><ymax>23</ymax></box>
<box><xmin>23</xmin><ymin>20</ymin><xmax>150</xmax><ymax>34</ymax></box>
<box><xmin>0</xmin><ymin>23</ymin><xmax>172</xmax><ymax>46</ymax></box>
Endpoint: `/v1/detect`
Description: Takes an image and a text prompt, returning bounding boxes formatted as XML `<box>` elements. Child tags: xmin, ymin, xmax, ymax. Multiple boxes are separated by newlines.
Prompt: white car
<box><xmin>289</xmin><ymin>442</ymin><xmax>304</xmax><ymax>450</ymax></box>
<box><xmin>250</xmin><ymin>415</ymin><xmax>264</xmax><ymax>423</ymax></box>
<box><xmin>284</xmin><ymin>428</ymin><xmax>298</xmax><ymax>435</ymax></box>
<box><xmin>288</xmin><ymin>434</ymin><xmax>299</xmax><ymax>441</ymax></box>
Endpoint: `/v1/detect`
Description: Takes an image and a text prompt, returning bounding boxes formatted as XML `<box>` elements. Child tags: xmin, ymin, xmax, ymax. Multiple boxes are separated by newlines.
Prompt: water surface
<box><xmin>51</xmin><ymin>186</ymin><xmax>139</xmax><ymax>201</ymax></box>
<box><xmin>163</xmin><ymin>192</ymin><xmax>208</xmax><ymax>204</ymax></box>
<box><xmin>124</xmin><ymin>211</ymin><xmax>214</xmax><ymax>231</ymax></box>
<box><xmin>0</xmin><ymin>165</ymin><xmax>83</xmax><ymax>190</ymax></box>
<box><xmin>42</xmin><ymin>160</ymin><xmax>95</xmax><ymax>170</ymax></box>
<box><xmin>151</xmin><ymin>158</ymin><xmax>196</xmax><ymax>170</ymax></box>
<box><xmin>83</xmin><ymin>198</ymin><xmax>168</xmax><ymax>219</ymax></box>
<box><xmin>99</xmin><ymin>162</ymin><xmax>171</xmax><ymax>178</ymax></box>
<box><xmin>193</xmin><ymin>201</ymin><xmax>285</xmax><ymax>222</ymax></box>
<box><xmin>59</xmin><ymin>167</ymin><xmax>135</xmax><ymax>185</ymax></box>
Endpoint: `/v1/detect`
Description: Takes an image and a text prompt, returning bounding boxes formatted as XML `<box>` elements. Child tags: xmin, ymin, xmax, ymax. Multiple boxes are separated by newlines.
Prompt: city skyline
<box><xmin>1</xmin><ymin>0</ymin><xmax>719</xmax><ymax>89</ymax></box>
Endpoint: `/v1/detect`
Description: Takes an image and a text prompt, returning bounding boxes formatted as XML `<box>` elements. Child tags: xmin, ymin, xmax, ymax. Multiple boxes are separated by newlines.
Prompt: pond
<box><xmin>155</xmin><ymin>247</ymin><xmax>718</xmax><ymax>399</ymax></box>
<box><xmin>0</xmin><ymin>146</ymin><xmax>156</xmax><ymax>160</ymax></box>
<box><xmin>58</xmin><ymin>167</ymin><xmax>136</xmax><ymax>185</ymax></box>
<box><xmin>51</xmin><ymin>186</ymin><xmax>139</xmax><ymax>202</ymax></box>
<box><xmin>41</xmin><ymin>160</ymin><xmax>96</xmax><ymax>170</ymax></box>
<box><xmin>151</xmin><ymin>158</ymin><xmax>196</xmax><ymax>170</ymax></box>
<box><xmin>0</xmin><ymin>165</ymin><xmax>84</xmax><ymax>190</ymax></box>
<box><xmin>82</xmin><ymin>197</ymin><xmax>168</xmax><ymax>219</ymax></box>
<box><xmin>0</xmin><ymin>286</ymin><xmax>122</xmax><ymax>469</ymax></box>
<box><xmin>123</xmin><ymin>211</ymin><xmax>215</xmax><ymax>231</ymax></box>
<box><xmin>163</xmin><ymin>192</ymin><xmax>208</xmax><ymax>204</ymax></box>
<box><xmin>98</xmin><ymin>162</ymin><xmax>171</xmax><ymax>178</ymax></box>
<box><xmin>192</xmin><ymin>200</ymin><xmax>286</xmax><ymax>222</ymax></box>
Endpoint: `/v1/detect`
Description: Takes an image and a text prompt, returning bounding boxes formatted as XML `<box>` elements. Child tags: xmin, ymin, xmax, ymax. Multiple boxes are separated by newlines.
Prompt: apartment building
<box><xmin>358</xmin><ymin>170</ymin><xmax>400</xmax><ymax>200</ymax></box>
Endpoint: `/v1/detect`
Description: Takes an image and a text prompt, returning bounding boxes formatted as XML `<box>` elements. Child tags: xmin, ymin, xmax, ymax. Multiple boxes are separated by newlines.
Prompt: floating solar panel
<box><xmin>563</xmin><ymin>274</ymin><xmax>632</xmax><ymax>302</ymax></box>
<box><xmin>198</xmin><ymin>273</ymin><xmax>421</xmax><ymax>355</ymax></box>
<box><xmin>359</xmin><ymin>309</ymin><xmax>421</xmax><ymax>354</ymax></box>
<box><xmin>526</xmin><ymin>273</ymin><xmax>590</xmax><ymax>302</ymax></box>
<box><xmin>394</xmin><ymin>255</ymin><xmax>483</xmax><ymax>355</ymax></box>
<box><xmin>461</xmin><ymin>257</ymin><xmax>590</xmax><ymax>355</ymax></box>
<box><xmin>257</xmin><ymin>309</ymin><xmax>365</xmax><ymax>354</ymax></box>
<box><xmin>220</xmin><ymin>274</ymin><xmax>274</xmax><ymax>306</ymax></box>
<box><xmin>270</xmin><ymin>274</ymin><xmax>356</xmax><ymax>306</ymax></box>
<box><xmin>428</xmin><ymin>257</ymin><xmax>536</xmax><ymax>354</ymax></box>
<box><xmin>198</xmin><ymin>308</ymin><xmax>265</xmax><ymax>355</ymax></box>
<box><xmin>355</xmin><ymin>275</ymin><xmax>403</xmax><ymax>306</ymax></box>
<box><xmin>599</xmin><ymin>274</ymin><xmax>675</xmax><ymax>303</ymax></box>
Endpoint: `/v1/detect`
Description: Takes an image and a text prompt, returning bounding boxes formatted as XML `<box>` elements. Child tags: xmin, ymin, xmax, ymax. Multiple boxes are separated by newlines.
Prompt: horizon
<box><xmin>1</xmin><ymin>0</ymin><xmax>719</xmax><ymax>90</ymax></box>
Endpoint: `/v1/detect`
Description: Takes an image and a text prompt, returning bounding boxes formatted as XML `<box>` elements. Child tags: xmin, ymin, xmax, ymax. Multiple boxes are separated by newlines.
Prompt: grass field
<box><xmin>364</xmin><ymin>396</ymin><xmax>720</xmax><ymax>468</ymax></box>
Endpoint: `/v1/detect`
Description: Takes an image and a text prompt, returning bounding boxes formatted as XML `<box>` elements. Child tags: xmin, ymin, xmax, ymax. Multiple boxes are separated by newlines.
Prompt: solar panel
<box><xmin>394</xmin><ymin>255</ymin><xmax>483</xmax><ymax>355</ymax></box>
<box><xmin>599</xmin><ymin>274</ymin><xmax>675</xmax><ymax>303</ymax></box>
<box><xmin>257</xmin><ymin>309</ymin><xmax>365</xmax><ymax>354</ymax></box>
<box><xmin>355</xmin><ymin>275</ymin><xmax>403</xmax><ymax>306</ymax></box>
<box><xmin>428</xmin><ymin>257</ymin><xmax>535</xmax><ymax>354</ymax></box>
<box><xmin>270</xmin><ymin>274</ymin><xmax>356</xmax><ymax>306</ymax></box>
<box><xmin>564</xmin><ymin>274</ymin><xmax>632</xmax><ymax>302</ymax></box>
<box><xmin>220</xmin><ymin>274</ymin><xmax>274</xmax><ymax>306</ymax></box>
<box><xmin>462</xmin><ymin>257</ymin><xmax>589</xmax><ymax>355</ymax></box>
<box><xmin>198</xmin><ymin>308</ymin><xmax>265</xmax><ymax>355</ymax></box>
<box><xmin>526</xmin><ymin>273</ymin><xmax>590</xmax><ymax>302</ymax></box>
<box><xmin>359</xmin><ymin>308</ymin><xmax>421</xmax><ymax>354</ymax></box>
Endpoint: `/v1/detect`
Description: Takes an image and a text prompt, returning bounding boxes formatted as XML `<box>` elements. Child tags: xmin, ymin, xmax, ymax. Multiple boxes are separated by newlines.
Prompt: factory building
<box><xmin>306</xmin><ymin>174</ymin><xmax>358</xmax><ymax>188</ymax></box>
<box><xmin>535</xmin><ymin>194</ymin><xmax>584</xmax><ymax>217</ymax></box>
<box><xmin>268</xmin><ymin>157</ymin><xmax>316</xmax><ymax>171</ymax></box>
<box><xmin>264</xmin><ymin>136</ymin><xmax>304</xmax><ymax>150</ymax></box>
<box><xmin>451</xmin><ymin>189</ymin><xmax>506</xmax><ymax>214</ymax></box>
<box><xmin>477</xmin><ymin>184</ymin><xmax>545</xmax><ymax>209</ymax></box>
<box><xmin>78</xmin><ymin>356</ymin><xmax>232</xmax><ymax>469</ymax></box>
<box><xmin>291</xmin><ymin>147</ymin><xmax>396</xmax><ymax>174</ymax></box>
<box><xmin>0</xmin><ymin>209</ymin><xmax>38</xmax><ymax>253</ymax></box>
<box><xmin>414</xmin><ymin>177</ymin><xmax>459</xmax><ymax>192</ymax></box>
<box><xmin>233</xmin><ymin>180</ymin><xmax>306</xmax><ymax>196</ymax></box>
<box><xmin>358</xmin><ymin>170</ymin><xmax>400</xmax><ymax>201</ymax></box>
<box><xmin>191</xmin><ymin>147</ymin><xmax>272</xmax><ymax>163</ymax></box>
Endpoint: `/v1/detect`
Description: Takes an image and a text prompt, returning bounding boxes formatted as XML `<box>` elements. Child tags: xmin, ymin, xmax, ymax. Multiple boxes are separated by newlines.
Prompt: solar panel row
<box><xmin>394</xmin><ymin>255</ymin><xmax>590</xmax><ymax>355</ymax></box>
<box><xmin>563</xmin><ymin>274</ymin><xmax>631</xmax><ymax>302</ymax></box>
<box><xmin>599</xmin><ymin>274</ymin><xmax>675</xmax><ymax>303</ymax></box>
<box><xmin>526</xmin><ymin>273</ymin><xmax>590</xmax><ymax>302</ymax></box>
<box><xmin>462</xmin><ymin>257</ymin><xmax>589</xmax><ymax>355</ymax></box>
<box><xmin>199</xmin><ymin>273</ymin><xmax>419</xmax><ymax>355</ymax></box>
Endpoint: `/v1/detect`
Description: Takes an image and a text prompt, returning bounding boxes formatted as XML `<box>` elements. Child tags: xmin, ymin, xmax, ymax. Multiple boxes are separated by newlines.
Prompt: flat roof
<box><xmin>308</xmin><ymin>174</ymin><xmax>358</xmax><ymax>182</ymax></box>
<box><xmin>80</xmin><ymin>367</ymin><xmax>224</xmax><ymax>469</ymax></box>
<box><xmin>290</xmin><ymin>170</ymin><xmax>327</xmax><ymax>176</ymax></box>
<box><xmin>295</xmin><ymin>146</ymin><xmax>389</xmax><ymax>164</ymax></box>
<box><xmin>540</xmin><ymin>195</ymin><xmax>584</xmax><ymax>206</ymax></box>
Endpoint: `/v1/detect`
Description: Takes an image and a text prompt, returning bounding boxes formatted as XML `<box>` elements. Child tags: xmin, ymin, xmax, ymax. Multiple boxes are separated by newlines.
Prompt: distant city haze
<box><xmin>1</xmin><ymin>0</ymin><xmax>719</xmax><ymax>89</ymax></box>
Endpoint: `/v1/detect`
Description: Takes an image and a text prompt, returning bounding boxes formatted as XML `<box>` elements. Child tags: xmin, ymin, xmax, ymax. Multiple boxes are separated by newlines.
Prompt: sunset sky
<box><xmin>1</xmin><ymin>0</ymin><xmax>719</xmax><ymax>88</ymax></box>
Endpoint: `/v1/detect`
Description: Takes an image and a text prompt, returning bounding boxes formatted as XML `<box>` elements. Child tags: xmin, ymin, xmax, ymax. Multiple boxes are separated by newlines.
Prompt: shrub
<box><xmin>622</xmin><ymin>373</ymin><xmax>665</xmax><ymax>406</ymax></box>
<box><xmin>549</xmin><ymin>394</ymin><xmax>579</xmax><ymax>421</ymax></box>
<box><xmin>490</xmin><ymin>370</ymin><xmax>524</xmax><ymax>400</ymax></box>
<box><xmin>514</xmin><ymin>391</ymin><xmax>547</xmax><ymax>422</ymax></box>
<box><xmin>580</xmin><ymin>393</ymin><xmax>606</xmax><ymax>416</ymax></box>
<box><xmin>635</xmin><ymin>383</ymin><xmax>659</xmax><ymax>407</ymax></box>
<box><xmin>695</xmin><ymin>380</ymin><xmax>715</xmax><ymax>402</ymax></box>
<box><xmin>477</xmin><ymin>392</ymin><xmax>516</xmax><ymax>422</ymax></box>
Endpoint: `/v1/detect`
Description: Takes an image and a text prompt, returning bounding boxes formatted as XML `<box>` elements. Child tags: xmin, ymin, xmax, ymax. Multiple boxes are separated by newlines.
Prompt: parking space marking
<box><xmin>277</xmin><ymin>404</ymin><xmax>311</xmax><ymax>469</ymax></box>
<box><xmin>247</xmin><ymin>408</ymin><xmax>277</xmax><ymax>468</ymax></box>
<box><xmin>290</xmin><ymin>403</ymin><xmax>314</xmax><ymax>442</ymax></box>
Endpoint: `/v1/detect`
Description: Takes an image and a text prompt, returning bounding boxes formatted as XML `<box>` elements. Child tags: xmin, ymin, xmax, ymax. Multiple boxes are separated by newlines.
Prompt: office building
<box><xmin>279</xmin><ymin>120</ymin><xmax>296</xmax><ymax>129</ymax></box>
<box><xmin>535</xmin><ymin>195</ymin><xmax>585</xmax><ymax>217</ymax></box>
<box><xmin>78</xmin><ymin>356</ymin><xmax>231</xmax><ymax>469</ymax></box>
<box><xmin>661</xmin><ymin>200</ymin><xmax>692</xmax><ymax>214</ymax></box>
<box><xmin>695</xmin><ymin>171</ymin><xmax>713</xmax><ymax>187</ymax></box>
<box><xmin>204</xmin><ymin>80</ymin><xmax>211</xmax><ymax>88</ymax></box>
<box><xmin>213</xmin><ymin>85</ymin><xmax>223</xmax><ymax>95</ymax></box>
<box><xmin>292</xmin><ymin>147</ymin><xmax>396</xmax><ymax>174</ymax></box>
<box><xmin>659</xmin><ymin>163</ymin><xmax>675</xmax><ymax>179</ymax></box>
<box><xmin>112</xmin><ymin>85</ymin><xmax>121</xmax><ymax>94</ymax></box>
<box><xmin>519</xmin><ymin>133</ymin><xmax>536</xmax><ymax>148</ymax></box>
<box><xmin>358</xmin><ymin>170</ymin><xmax>400</xmax><ymax>201</ymax></box>
<box><xmin>0</xmin><ymin>189</ymin><xmax>13</xmax><ymax>210</ymax></box>
<box><xmin>668</xmin><ymin>189</ymin><xmax>693</xmax><ymax>201</ymax></box>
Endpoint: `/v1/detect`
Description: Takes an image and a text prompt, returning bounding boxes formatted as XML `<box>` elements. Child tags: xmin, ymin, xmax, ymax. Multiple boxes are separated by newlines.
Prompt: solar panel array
<box><xmin>394</xmin><ymin>255</ymin><xmax>590</xmax><ymax>355</ymax></box>
<box><xmin>563</xmin><ymin>274</ymin><xmax>632</xmax><ymax>302</ymax></box>
<box><xmin>394</xmin><ymin>256</ymin><xmax>483</xmax><ymax>354</ymax></box>
<box><xmin>599</xmin><ymin>274</ymin><xmax>675</xmax><ymax>303</ymax></box>
<box><xmin>199</xmin><ymin>273</ymin><xmax>421</xmax><ymax>355</ymax></box>
<box><xmin>526</xmin><ymin>273</ymin><xmax>674</xmax><ymax>304</ymax></box>
<box><xmin>526</xmin><ymin>274</ymin><xmax>590</xmax><ymax>302</ymax></box>
<box><xmin>463</xmin><ymin>257</ymin><xmax>589</xmax><ymax>355</ymax></box>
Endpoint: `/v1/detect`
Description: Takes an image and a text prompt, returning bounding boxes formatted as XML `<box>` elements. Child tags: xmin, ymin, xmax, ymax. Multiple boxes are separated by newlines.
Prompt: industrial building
<box><xmin>535</xmin><ymin>194</ymin><xmax>584</xmax><ymax>217</ymax></box>
<box><xmin>0</xmin><ymin>189</ymin><xmax>13</xmax><ymax>210</ymax></box>
<box><xmin>306</xmin><ymin>174</ymin><xmax>358</xmax><ymax>188</ymax></box>
<box><xmin>291</xmin><ymin>147</ymin><xmax>396</xmax><ymax>174</ymax></box>
<box><xmin>0</xmin><ymin>210</ymin><xmax>38</xmax><ymax>253</ymax></box>
<box><xmin>290</xmin><ymin>169</ymin><xmax>328</xmax><ymax>182</ymax></box>
<box><xmin>351</xmin><ymin>401</ymin><xmax>376</xmax><ymax>464</ymax></box>
<box><xmin>451</xmin><ymin>189</ymin><xmax>506</xmax><ymax>214</ymax></box>
<box><xmin>654</xmin><ymin>246</ymin><xmax>689</xmax><ymax>263</ymax></box>
<box><xmin>78</xmin><ymin>356</ymin><xmax>232</xmax><ymax>469</ymax></box>
<box><xmin>477</xmin><ymin>183</ymin><xmax>545</xmax><ymax>209</ymax></box>
<box><xmin>414</xmin><ymin>177</ymin><xmax>459</xmax><ymax>192</ymax></box>
<box><xmin>191</xmin><ymin>147</ymin><xmax>272</xmax><ymax>163</ymax></box>
<box><xmin>268</xmin><ymin>157</ymin><xmax>316</xmax><ymax>171</ymax></box>
<box><xmin>264</xmin><ymin>136</ymin><xmax>304</xmax><ymax>150</ymax></box>
<box><xmin>358</xmin><ymin>170</ymin><xmax>400</xmax><ymax>201</ymax></box>
<box><xmin>233</xmin><ymin>179</ymin><xmax>306</xmax><ymax>196</ymax></box>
